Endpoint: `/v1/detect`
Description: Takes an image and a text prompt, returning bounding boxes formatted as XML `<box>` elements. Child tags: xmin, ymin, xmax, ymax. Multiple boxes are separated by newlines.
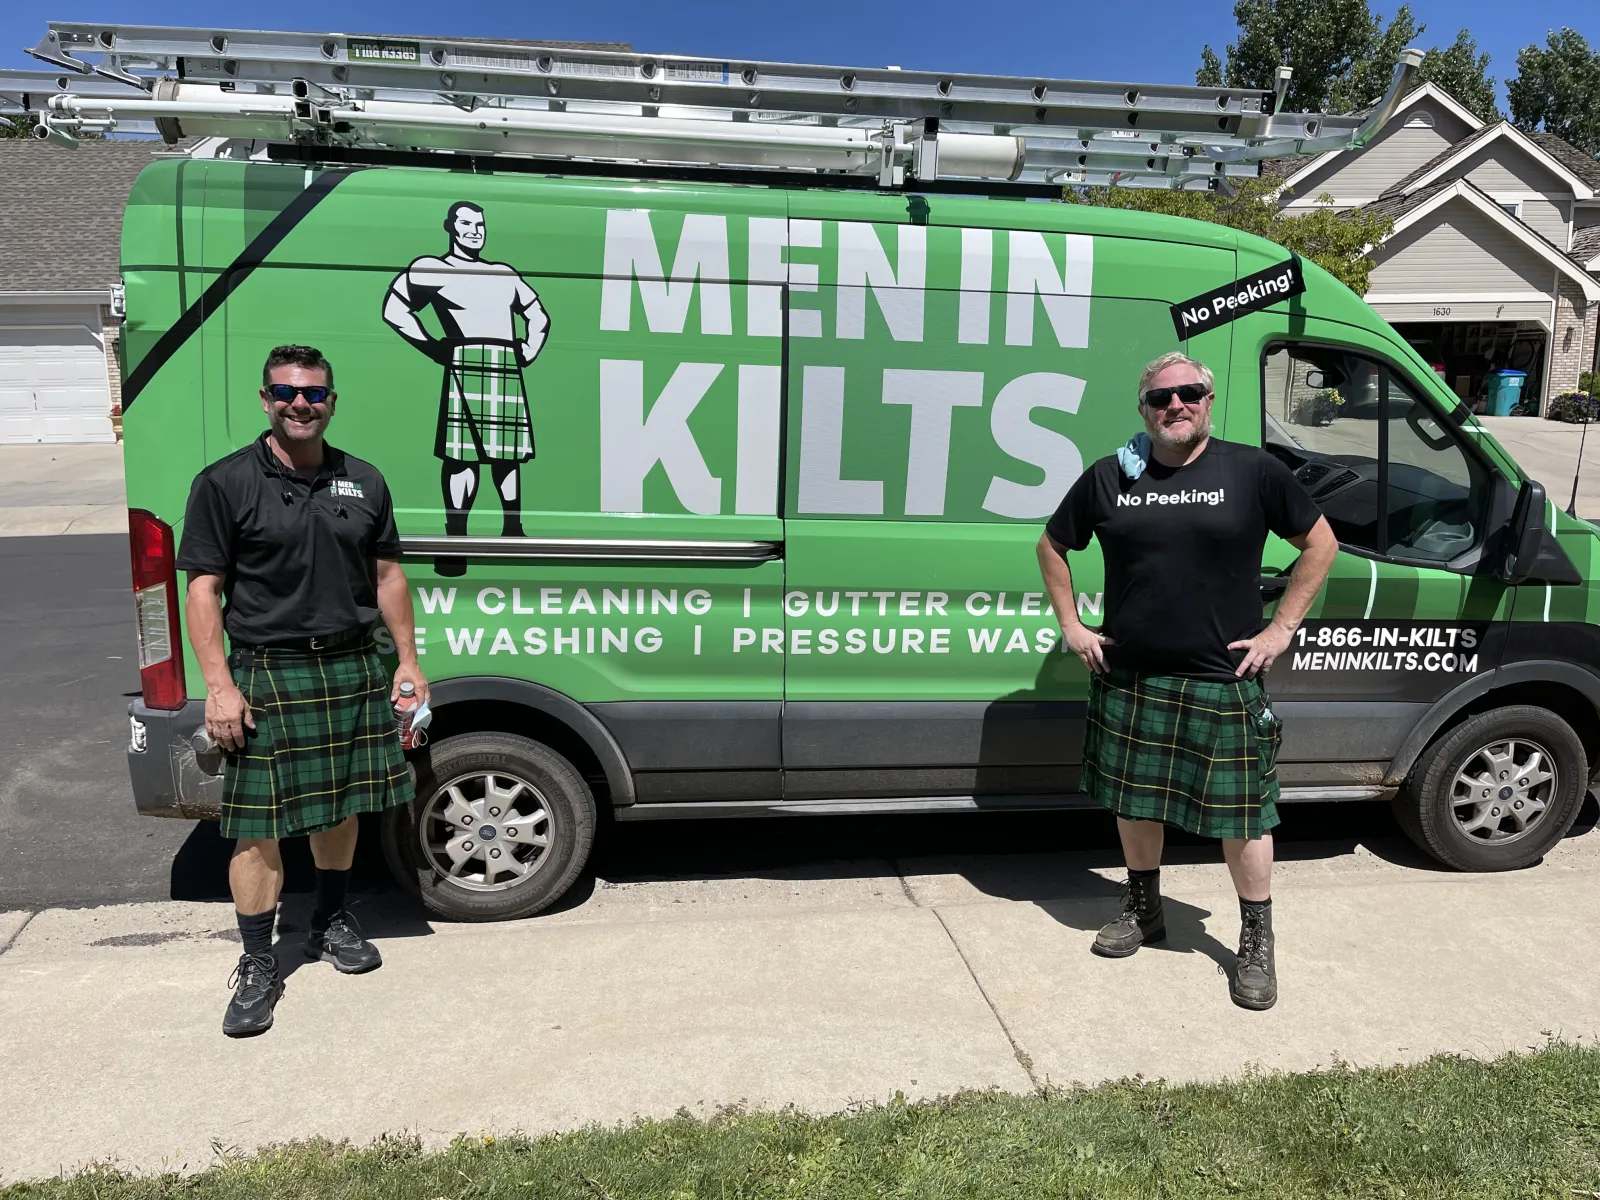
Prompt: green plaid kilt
<box><xmin>1082</xmin><ymin>667</ymin><xmax>1282</xmax><ymax>840</ymax></box>
<box><xmin>220</xmin><ymin>643</ymin><xmax>413</xmax><ymax>841</ymax></box>
<box><xmin>436</xmin><ymin>340</ymin><xmax>534</xmax><ymax>463</ymax></box>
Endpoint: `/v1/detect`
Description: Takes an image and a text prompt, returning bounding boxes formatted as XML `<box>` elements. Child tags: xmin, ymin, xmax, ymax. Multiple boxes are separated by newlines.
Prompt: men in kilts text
<box><xmin>384</xmin><ymin>201</ymin><xmax>550</xmax><ymax>577</ymax></box>
<box><xmin>1037</xmin><ymin>351</ymin><xmax>1337</xmax><ymax>1010</ymax></box>
<box><xmin>178</xmin><ymin>345</ymin><xmax>426</xmax><ymax>1036</ymax></box>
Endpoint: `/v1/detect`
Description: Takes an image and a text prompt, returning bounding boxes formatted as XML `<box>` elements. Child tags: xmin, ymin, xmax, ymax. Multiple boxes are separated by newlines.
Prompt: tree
<box><xmin>0</xmin><ymin>114</ymin><xmax>37</xmax><ymax>138</ymax></box>
<box><xmin>1196</xmin><ymin>0</ymin><xmax>1422</xmax><ymax>114</ymax></box>
<box><xmin>1412</xmin><ymin>30</ymin><xmax>1497</xmax><ymax>122</ymax></box>
<box><xmin>1062</xmin><ymin>177</ymin><xmax>1395</xmax><ymax>296</ymax></box>
<box><xmin>1508</xmin><ymin>29</ymin><xmax>1600</xmax><ymax>157</ymax></box>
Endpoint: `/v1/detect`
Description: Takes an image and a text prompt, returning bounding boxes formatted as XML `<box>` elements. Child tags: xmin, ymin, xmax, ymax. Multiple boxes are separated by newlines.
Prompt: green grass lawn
<box><xmin>8</xmin><ymin>1043</ymin><xmax>1600</xmax><ymax>1199</ymax></box>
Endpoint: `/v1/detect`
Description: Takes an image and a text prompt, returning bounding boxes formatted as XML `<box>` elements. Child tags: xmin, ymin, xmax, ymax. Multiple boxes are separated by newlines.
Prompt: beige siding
<box><xmin>1369</xmin><ymin>199</ymin><xmax>1556</xmax><ymax>293</ymax></box>
<box><xmin>1460</xmin><ymin>142</ymin><xmax>1575</xmax><ymax>244</ymax></box>
<box><xmin>1280</xmin><ymin>108</ymin><xmax>1464</xmax><ymax>202</ymax></box>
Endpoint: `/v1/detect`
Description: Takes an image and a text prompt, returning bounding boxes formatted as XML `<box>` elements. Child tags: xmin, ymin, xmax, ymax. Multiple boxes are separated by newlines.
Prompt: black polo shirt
<box><xmin>176</xmin><ymin>433</ymin><xmax>402</xmax><ymax>646</ymax></box>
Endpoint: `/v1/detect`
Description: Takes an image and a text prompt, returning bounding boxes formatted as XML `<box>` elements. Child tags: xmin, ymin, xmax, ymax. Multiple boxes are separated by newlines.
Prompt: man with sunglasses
<box><xmin>177</xmin><ymin>344</ymin><xmax>427</xmax><ymax>1036</ymax></box>
<box><xmin>1037</xmin><ymin>351</ymin><xmax>1337</xmax><ymax>1010</ymax></box>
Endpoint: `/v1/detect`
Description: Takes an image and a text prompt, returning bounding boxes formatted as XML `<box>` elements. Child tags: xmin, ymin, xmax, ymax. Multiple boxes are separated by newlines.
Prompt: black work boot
<box><xmin>1232</xmin><ymin>901</ymin><xmax>1278</xmax><ymax>1010</ymax></box>
<box><xmin>1092</xmin><ymin>871</ymin><xmax>1166</xmax><ymax>958</ymax></box>
<box><xmin>304</xmin><ymin>910</ymin><xmax>383</xmax><ymax>974</ymax></box>
<box><xmin>223</xmin><ymin>952</ymin><xmax>283</xmax><ymax>1037</ymax></box>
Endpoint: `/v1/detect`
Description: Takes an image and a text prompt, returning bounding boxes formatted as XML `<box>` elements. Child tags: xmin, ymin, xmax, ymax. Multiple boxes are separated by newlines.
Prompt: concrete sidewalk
<box><xmin>0</xmin><ymin>445</ymin><xmax>128</xmax><ymax>536</ymax></box>
<box><xmin>2</xmin><ymin>831</ymin><xmax>1598</xmax><ymax>1183</ymax></box>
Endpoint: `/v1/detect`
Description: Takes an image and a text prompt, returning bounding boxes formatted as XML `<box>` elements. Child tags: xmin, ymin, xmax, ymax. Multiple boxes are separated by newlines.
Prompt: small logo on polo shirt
<box><xmin>330</xmin><ymin>480</ymin><xmax>365</xmax><ymax>499</ymax></box>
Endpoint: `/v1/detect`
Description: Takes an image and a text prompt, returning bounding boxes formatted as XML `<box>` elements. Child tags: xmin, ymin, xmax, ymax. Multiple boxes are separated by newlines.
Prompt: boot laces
<box><xmin>1118</xmin><ymin>877</ymin><xmax>1155</xmax><ymax>920</ymax></box>
<box><xmin>1239</xmin><ymin>910</ymin><xmax>1271</xmax><ymax>969</ymax></box>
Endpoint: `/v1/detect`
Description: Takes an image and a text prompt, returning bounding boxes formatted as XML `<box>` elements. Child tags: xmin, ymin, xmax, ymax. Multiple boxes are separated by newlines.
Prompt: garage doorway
<box><xmin>1392</xmin><ymin>320</ymin><xmax>1548</xmax><ymax>413</ymax></box>
<box><xmin>0</xmin><ymin>323</ymin><xmax>116</xmax><ymax>444</ymax></box>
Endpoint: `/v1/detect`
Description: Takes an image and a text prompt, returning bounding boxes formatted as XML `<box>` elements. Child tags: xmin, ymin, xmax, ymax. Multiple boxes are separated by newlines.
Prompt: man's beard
<box><xmin>1145</xmin><ymin>408</ymin><xmax>1213</xmax><ymax>452</ymax></box>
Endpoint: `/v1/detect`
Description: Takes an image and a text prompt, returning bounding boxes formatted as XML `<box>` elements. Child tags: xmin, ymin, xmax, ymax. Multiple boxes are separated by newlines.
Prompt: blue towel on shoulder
<box><xmin>1117</xmin><ymin>433</ymin><xmax>1151</xmax><ymax>481</ymax></box>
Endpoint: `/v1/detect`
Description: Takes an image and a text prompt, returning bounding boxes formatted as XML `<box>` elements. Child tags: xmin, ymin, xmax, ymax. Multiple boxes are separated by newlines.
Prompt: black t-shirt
<box><xmin>1046</xmin><ymin>438</ymin><xmax>1322</xmax><ymax>680</ymax></box>
<box><xmin>176</xmin><ymin>433</ymin><xmax>402</xmax><ymax>645</ymax></box>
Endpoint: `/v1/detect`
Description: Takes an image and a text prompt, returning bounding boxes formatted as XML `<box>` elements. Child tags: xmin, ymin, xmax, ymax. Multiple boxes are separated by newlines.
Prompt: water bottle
<box><xmin>395</xmin><ymin>681</ymin><xmax>422</xmax><ymax>750</ymax></box>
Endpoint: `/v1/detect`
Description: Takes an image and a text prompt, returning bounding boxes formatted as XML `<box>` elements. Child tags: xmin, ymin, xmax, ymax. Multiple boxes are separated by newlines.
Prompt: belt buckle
<box><xmin>309</xmin><ymin>636</ymin><xmax>323</xmax><ymax>651</ymax></box>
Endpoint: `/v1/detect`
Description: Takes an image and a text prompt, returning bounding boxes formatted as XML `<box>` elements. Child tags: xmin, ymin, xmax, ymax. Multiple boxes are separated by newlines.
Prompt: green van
<box><xmin>121</xmin><ymin>156</ymin><xmax>1595</xmax><ymax>920</ymax></box>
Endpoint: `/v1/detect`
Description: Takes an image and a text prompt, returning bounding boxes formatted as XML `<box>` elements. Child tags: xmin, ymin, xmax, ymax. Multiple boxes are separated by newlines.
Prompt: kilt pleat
<box><xmin>1082</xmin><ymin>667</ymin><xmax>1281</xmax><ymax>840</ymax></box>
<box><xmin>220</xmin><ymin>645</ymin><xmax>413</xmax><ymax>841</ymax></box>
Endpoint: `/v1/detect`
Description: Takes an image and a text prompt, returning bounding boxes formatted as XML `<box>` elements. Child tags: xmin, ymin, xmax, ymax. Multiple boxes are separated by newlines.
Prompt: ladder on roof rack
<box><xmin>1</xmin><ymin>22</ymin><xmax>1423</xmax><ymax>191</ymax></box>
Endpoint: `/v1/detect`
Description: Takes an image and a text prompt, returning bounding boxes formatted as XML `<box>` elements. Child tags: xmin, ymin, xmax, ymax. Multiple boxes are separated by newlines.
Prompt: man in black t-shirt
<box><xmin>1036</xmin><ymin>350</ymin><xmax>1336</xmax><ymax>1011</ymax></box>
<box><xmin>177</xmin><ymin>345</ymin><xmax>427</xmax><ymax>1037</ymax></box>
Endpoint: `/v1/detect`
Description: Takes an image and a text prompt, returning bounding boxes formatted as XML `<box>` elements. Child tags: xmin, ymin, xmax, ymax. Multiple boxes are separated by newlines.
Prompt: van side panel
<box><xmin>780</xmin><ymin>192</ymin><xmax>1237</xmax><ymax>798</ymax></box>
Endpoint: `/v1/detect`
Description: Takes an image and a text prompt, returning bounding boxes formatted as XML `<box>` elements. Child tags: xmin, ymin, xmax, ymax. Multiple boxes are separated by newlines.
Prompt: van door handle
<box><xmin>1259</xmin><ymin>574</ymin><xmax>1290</xmax><ymax>599</ymax></box>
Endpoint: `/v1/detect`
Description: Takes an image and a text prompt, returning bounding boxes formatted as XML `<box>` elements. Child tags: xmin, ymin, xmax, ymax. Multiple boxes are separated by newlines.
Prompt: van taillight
<box><xmin>128</xmin><ymin>509</ymin><xmax>187</xmax><ymax>710</ymax></box>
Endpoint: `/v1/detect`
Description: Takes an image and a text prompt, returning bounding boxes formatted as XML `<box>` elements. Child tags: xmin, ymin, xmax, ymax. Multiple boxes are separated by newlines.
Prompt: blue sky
<box><xmin>4</xmin><ymin>0</ymin><xmax>1594</xmax><ymax>111</ymax></box>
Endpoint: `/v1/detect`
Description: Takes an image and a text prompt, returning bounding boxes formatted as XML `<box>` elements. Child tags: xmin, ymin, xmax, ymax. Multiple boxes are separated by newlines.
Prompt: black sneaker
<box><xmin>304</xmin><ymin>910</ymin><xmax>383</xmax><ymax>974</ymax></box>
<box><xmin>1092</xmin><ymin>874</ymin><xmax>1166</xmax><ymax>958</ymax></box>
<box><xmin>223</xmin><ymin>952</ymin><xmax>283</xmax><ymax>1037</ymax></box>
<box><xmin>1232</xmin><ymin>905</ymin><xmax>1277</xmax><ymax>1010</ymax></box>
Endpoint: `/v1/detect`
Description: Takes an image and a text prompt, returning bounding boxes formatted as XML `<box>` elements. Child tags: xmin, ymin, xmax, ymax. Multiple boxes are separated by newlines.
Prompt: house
<box><xmin>0</xmin><ymin>137</ymin><xmax>192</xmax><ymax>444</ymax></box>
<box><xmin>1271</xmin><ymin>83</ymin><xmax>1600</xmax><ymax>412</ymax></box>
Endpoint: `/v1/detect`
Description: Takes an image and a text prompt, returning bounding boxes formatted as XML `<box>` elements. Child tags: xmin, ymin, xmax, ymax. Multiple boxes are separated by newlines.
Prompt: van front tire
<box><xmin>1395</xmin><ymin>705</ymin><xmax>1587</xmax><ymax>872</ymax></box>
<box><xmin>382</xmin><ymin>732</ymin><xmax>596</xmax><ymax>921</ymax></box>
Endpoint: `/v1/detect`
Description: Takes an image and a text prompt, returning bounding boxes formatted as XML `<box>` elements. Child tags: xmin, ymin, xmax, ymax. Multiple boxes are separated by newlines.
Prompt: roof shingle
<box><xmin>0</xmin><ymin>138</ymin><xmax>184</xmax><ymax>293</ymax></box>
<box><xmin>1526</xmin><ymin>131</ymin><xmax>1600</xmax><ymax>190</ymax></box>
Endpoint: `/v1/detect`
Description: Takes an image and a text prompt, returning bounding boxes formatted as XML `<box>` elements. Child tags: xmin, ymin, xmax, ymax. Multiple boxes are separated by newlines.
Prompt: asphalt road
<box><xmin>2</xmin><ymin>533</ymin><xmax>1593</xmax><ymax>913</ymax></box>
<box><xmin>0</xmin><ymin>534</ymin><xmax>189</xmax><ymax>909</ymax></box>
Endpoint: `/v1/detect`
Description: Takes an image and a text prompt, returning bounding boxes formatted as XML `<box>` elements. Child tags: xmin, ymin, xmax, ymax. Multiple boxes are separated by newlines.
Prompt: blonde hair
<box><xmin>1139</xmin><ymin>351</ymin><xmax>1214</xmax><ymax>400</ymax></box>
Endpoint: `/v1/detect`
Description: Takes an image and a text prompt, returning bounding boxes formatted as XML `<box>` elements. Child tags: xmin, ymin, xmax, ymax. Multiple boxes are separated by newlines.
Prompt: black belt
<box><xmin>231</xmin><ymin>627</ymin><xmax>370</xmax><ymax>659</ymax></box>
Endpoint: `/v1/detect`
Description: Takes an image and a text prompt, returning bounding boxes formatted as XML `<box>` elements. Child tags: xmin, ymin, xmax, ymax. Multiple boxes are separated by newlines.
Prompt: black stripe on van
<box><xmin>122</xmin><ymin>168</ymin><xmax>363</xmax><ymax>409</ymax></box>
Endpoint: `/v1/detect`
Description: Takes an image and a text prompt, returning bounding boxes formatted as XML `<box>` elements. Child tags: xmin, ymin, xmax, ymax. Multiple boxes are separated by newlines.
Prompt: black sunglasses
<box><xmin>264</xmin><ymin>384</ymin><xmax>332</xmax><ymax>405</ymax></box>
<box><xmin>1141</xmin><ymin>383</ymin><xmax>1210</xmax><ymax>408</ymax></box>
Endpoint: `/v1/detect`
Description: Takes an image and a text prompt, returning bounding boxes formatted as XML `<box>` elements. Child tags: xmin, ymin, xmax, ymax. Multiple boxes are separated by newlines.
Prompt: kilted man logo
<box><xmin>383</xmin><ymin>201</ymin><xmax>551</xmax><ymax>576</ymax></box>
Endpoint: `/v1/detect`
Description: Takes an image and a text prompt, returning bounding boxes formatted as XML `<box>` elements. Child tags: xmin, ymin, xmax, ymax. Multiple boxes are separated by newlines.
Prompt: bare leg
<box><xmin>1221</xmin><ymin>834</ymin><xmax>1273</xmax><ymax>901</ymax></box>
<box><xmin>489</xmin><ymin>461</ymin><xmax>524</xmax><ymax>538</ymax></box>
<box><xmin>436</xmin><ymin>459</ymin><xmax>479</xmax><ymax>576</ymax></box>
<box><xmin>308</xmin><ymin>815</ymin><xmax>359</xmax><ymax>872</ymax></box>
<box><xmin>230</xmin><ymin>838</ymin><xmax>284</xmax><ymax>915</ymax></box>
<box><xmin>1116</xmin><ymin>817</ymin><xmax>1165</xmax><ymax>871</ymax></box>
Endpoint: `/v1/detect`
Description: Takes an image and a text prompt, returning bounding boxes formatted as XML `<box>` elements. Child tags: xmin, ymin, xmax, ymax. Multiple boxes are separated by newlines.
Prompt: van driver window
<box><xmin>1262</xmin><ymin>346</ymin><xmax>1491</xmax><ymax>565</ymax></box>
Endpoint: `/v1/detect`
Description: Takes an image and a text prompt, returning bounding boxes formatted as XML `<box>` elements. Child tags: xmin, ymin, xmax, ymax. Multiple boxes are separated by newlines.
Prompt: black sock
<box><xmin>1240</xmin><ymin>895</ymin><xmax>1272</xmax><ymax>919</ymax></box>
<box><xmin>1129</xmin><ymin>867</ymin><xmax>1160</xmax><ymax>882</ymax></box>
<box><xmin>312</xmin><ymin>868</ymin><xmax>350</xmax><ymax>932</ymax></box>
<box><xmin>237</xmin><ymin>909</ymin><xmax>276</xmax><ymax>959</ymax></box>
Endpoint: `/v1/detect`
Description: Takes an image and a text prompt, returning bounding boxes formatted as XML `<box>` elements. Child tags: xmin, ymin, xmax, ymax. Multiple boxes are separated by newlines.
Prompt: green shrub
<box><xmin>1581</xmin><ymin>370</ymin><xmax>1600</xmax><ymax>397</ymax></box>
<box><xmin>1546</xmin><ymin>392</ymin><xmax>1600</xmax><ymax>423</ymax></box>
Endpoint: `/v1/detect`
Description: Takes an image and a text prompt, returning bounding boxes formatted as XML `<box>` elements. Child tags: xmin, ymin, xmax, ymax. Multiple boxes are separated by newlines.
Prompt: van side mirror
<box><xmin>1500</xmin><ymin>480</ymin><xmax>1582</xmax><ymax>585</ymax></box>
<box><xmin>1304</xmin><ymin>370</ymin><xmax>1325</xmax><ymax>389</ymax></box>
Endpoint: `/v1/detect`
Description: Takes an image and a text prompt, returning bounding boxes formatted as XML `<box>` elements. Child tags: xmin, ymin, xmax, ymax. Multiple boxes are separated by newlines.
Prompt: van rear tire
<box><xmin>382</xmin><ymin>731</ymin><xmax>596</xmax><ymax>921</ymax></box>
<box><xmin>1394</xmin><ymin>705</ymin><xmax>1587</xmax><ymax>872</ymax></box>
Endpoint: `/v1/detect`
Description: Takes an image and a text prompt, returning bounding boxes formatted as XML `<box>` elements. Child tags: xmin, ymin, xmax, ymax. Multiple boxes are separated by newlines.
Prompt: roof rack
<box><xmin>1</xmin><ymin>22</ymin><xmax>1423</xmax><ymax>191</ymax></box>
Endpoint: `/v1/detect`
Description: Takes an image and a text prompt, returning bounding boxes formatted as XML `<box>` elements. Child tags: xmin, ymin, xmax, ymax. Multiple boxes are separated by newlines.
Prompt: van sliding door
<box><xmin>779</xmin><ymin>193</ymin><xmax>1235</xmax><ymax>803</ymax></box>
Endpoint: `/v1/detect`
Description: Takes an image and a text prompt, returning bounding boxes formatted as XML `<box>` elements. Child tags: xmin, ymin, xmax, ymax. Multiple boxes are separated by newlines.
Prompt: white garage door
<box><xmin>0</xmin><ymin>321</ymin><xmax>116</xmax><ymax>445</ymax></box>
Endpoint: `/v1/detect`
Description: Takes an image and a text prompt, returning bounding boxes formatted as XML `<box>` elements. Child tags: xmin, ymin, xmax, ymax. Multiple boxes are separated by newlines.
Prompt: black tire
<box><xmin>1394</xmin><ymin>705</ymin><xmax>1588</xmax><ymax>872</ymax></box>
<box><xmin>382</xmin><ymin>731</ymin><xmax>596</xmax><ymax>921</ymax></box>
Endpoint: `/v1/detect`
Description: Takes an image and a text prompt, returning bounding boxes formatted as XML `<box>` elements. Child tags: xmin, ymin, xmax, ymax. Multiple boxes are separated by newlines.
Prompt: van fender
<box><xmin>427</xmin><ymin>676</ymin><xmax>636</xmax><ymax>806</ymax></box>
<box><xmin>1384</xmin><ymin>659</ymin><xmax>1600</xmax><ymax>786</ymax></box>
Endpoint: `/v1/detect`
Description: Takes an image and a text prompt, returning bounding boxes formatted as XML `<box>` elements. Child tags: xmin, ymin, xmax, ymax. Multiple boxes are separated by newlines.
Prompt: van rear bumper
<box><xmin>127</xmin><ymin>699</ymin><xmax>223</xmax><ymax>820</ymax></box>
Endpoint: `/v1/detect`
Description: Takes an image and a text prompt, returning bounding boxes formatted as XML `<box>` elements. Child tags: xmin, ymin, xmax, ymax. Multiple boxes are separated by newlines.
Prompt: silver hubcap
<box><xmin>1450</xmin><ymin>738</ymin><xmax>1557</xmax><ymax>846</ymax></box>
<box><xmin>418</xmin><ymin>772</ymin><xmax>553</xmax><ymax>892</ymax></box>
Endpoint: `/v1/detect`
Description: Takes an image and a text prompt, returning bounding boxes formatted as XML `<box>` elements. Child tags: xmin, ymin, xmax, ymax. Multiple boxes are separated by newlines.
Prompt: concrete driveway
<box><xmin>1476</xmin><ymin>416</ymin><xmax>1600</xmax><ymax>520</ymax></box>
